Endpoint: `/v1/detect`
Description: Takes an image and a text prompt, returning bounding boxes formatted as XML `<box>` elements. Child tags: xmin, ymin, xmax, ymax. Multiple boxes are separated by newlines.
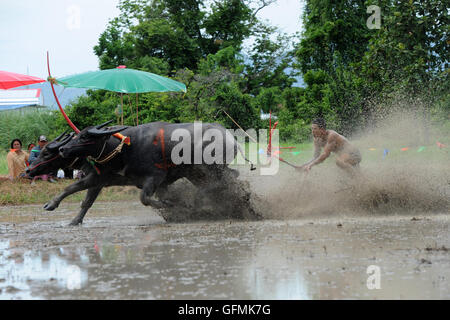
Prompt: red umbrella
<box><xmin>0</xmin><ymin>70</ymin><xmax>45</xmax><ymax>90</ymax></box>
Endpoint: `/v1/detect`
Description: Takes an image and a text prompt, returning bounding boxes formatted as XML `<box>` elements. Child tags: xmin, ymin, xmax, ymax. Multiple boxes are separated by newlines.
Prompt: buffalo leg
<box><xmin>140</xmin><ymin>173</ymin><xmax>167</xmax><ymax>207</ymax></box>
<box><xmin>69</xmin><ymin>186</ymin><xmax>103</xmax><ymax>226</ymax></box>
<box><xmin>44</xmin><ymin>173</ymin><xmax>98</xmax><ymax>211</ymax></box>
<box><xmin>154</xmin><ymin>184</ymin><xmax>175</xmax><ymax>207</ymax></box>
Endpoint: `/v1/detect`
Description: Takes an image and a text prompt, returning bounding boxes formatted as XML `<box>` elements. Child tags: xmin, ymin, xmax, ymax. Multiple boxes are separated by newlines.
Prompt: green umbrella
<box><xmin>56</xmin><ymin>66</ymin><xmax>186</xmax><ymax>124</ymax></box>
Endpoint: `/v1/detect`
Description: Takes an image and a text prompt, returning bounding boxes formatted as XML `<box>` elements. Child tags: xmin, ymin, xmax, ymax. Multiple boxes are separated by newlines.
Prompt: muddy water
<box><xmin>0</xmin><ymin>201</ymin><xmax>449</xmax><ymax>300</ymax></box>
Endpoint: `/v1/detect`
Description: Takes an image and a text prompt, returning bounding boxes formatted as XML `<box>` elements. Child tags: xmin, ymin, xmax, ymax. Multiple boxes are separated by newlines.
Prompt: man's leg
<box><xmin>336</xmin><ymin>153</ymin><xmax>361</xmax><ymax>178</ymax></box>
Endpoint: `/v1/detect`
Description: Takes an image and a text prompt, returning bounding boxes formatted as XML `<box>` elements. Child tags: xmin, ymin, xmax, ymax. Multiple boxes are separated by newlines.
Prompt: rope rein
<box><xmin>67</xmin><ymin>157</ymin><xmax>80</xmax><ymax>169</ymax></box>
<box><xmin>91</xmin><ymin>140</ymin><xmax>107</xmax><ymax>161</ymax></box>
<box><xmin>88</xmin><ymin>136</ymin><xmax>127</xmax><ymax>165</ymax></box>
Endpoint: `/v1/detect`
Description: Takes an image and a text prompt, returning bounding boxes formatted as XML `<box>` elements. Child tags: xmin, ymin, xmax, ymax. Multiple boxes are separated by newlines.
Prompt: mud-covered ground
<box><xmin>1</xmin><ymin>198</ymin><xmax>449</xmax><ymax>299</ymax></box>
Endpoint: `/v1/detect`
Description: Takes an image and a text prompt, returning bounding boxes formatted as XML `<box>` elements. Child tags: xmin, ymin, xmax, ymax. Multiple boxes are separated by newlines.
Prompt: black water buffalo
<box><xmin>26</xmin><ymin>130</ymin><xmax>148</xmax><ymax>225</ymax></box>
<box><xmin>30</xmin><ymin>121</ymin><xmax>259</xmax><ymax>225</ymax></box>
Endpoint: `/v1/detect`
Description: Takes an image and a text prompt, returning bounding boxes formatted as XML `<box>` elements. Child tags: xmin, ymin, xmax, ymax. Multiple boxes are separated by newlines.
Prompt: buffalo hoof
<box><xmin>69</xmin><ymin>219</ymin><xmax>83</xmax><ymax>226</ymax></box>
<box><xmin>141</xmin><ymin>198</ymin><xmax>166</xmax><ymax>209</ymax></box>
<box><xmin>44</xmin><ymin>201</ymin><xmax>58</xmax><ymax>211</ymax></box>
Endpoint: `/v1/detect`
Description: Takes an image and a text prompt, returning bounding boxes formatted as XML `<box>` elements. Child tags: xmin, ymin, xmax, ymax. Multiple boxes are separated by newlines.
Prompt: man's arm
<box><xmin>299</xmin><ymin>138</ymin><xmax>321</xmax><ymax>168</ymax></box>
<box><xmin>304</xmin><ymin>135</ymin><xmax>336</xmax><ymax>171</ymax></box>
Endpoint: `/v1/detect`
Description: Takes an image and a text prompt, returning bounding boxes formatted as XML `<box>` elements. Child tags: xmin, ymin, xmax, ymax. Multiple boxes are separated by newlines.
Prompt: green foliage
<box><xmin>94</xmin><ymin>0</ymin><xmax>262</xmax><ymax>72</ymax></box>
<box><xmin>296</xmin><ymin>0</ymin><xmax>370</xmax><ymax>74</ymax></box>
<box><xmin>0</xmin><ymin>108</ymin><xmax>60</xmax><ymax>152</ymax></box>
<box><xmin>288</xmin><ymin>0</ymin><xmax>449</xmax><ymax>136</ymax></box>
<box><xmin>63</xmin><ymin>91</ymin><xmax>118</xmax><ymax>128</ymax></box>
<box><xmin>362</xmin><ymin>0</ymin><xmax>449</xmax><ymax>90</ymax></box>
<box><xmin>41</xmin><ymin>0</ymin><xmax>449</xmax><ymax>145</ymax></box>
<box><xmin>255</xmin><ymin>87</ymin><xmax>283</xmax><ymax>114</ymax></box>
<box><xmin>0</xmin><ymin>150</ymin><xmax>8</xmax><ymax>174</ymax></box>
<box><xmin>77</xmin><ymin>0</ymin><xmax>294</xmax><ymax>133</ymax></box>
<box><xmin>277</xmin><ymin>107</ymin><xmax>311</xmax><ymax>142</ymax></box>
<box><xmin>244</xmin><ymin>25</ymin><xmax>297</xmax><ymax>96</ymax></box>
<box><xmin>213</xmin><ymin>82</ymin><xmax>260</xmax><ymax>129</ymax></box>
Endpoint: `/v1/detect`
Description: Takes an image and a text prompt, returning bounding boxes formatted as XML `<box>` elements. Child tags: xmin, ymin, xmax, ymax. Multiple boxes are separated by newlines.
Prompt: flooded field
<box><xmin>1</xmin><ymin>200</ymin><xmax>449</xmax><ymax>300</ymax></box>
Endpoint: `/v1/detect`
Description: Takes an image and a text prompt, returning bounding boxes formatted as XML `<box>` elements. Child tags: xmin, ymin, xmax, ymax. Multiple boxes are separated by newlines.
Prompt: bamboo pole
<box><xmin>120</xmin><ymin>93</ymin><xmax>124</xmax><ymax>125</ymax></box>
<box><xmin>136</xmin><ymin>93</ymin><xmax>139</xmax><ymax>126</ymax></box>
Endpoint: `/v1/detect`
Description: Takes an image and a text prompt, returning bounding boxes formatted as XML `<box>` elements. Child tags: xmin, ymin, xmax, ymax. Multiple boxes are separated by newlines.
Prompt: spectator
<box><xmin>28</xmin><ymin>135</ymin><xmax>57</xmax><ymax>184</ymax></box>
<box><xmin>27</xmin><ymin>143</ymin><xmax>36</xmax><ymax>152</ymax></box>
<box><xmin>7</xmin><ymin>139</ymin><xmax>29</xmax><ymax>180</ymax></box>
<box><xmin>28</xmin><ymin>135</ymin><xmax>48</xmax><ymax>165</ymax></box>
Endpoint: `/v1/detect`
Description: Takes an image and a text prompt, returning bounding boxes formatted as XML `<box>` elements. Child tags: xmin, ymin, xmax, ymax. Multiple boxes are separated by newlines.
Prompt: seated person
<box><xmin>28</xmin><ymin>135</ymin><xmax>48</xmax><ymax>165</ymax></box>
<box><xmin>27</xmin><ymin>143</ymin><xmax>36</xmax><ymax>152</ymax></box>
<box><xmin>7</xmin><ymin>139</ymin><xmax>29</xmax><ymax>180</ymax></box>
<box><xmin>28</xmin><ymin>135</ymin><xmax>56</xmax><ymax>183</ymax></box>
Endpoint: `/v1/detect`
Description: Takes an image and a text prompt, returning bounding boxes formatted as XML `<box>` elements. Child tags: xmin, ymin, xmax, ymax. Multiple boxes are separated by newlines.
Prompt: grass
<box><xmin>0</xmin><ymin>179</ymin><xmax>139</xmax><ymax>206</ymax></box>
<box><xmin>0</xmin><ymin>150</ymin><xmax>7</xmax><ymax>176</ymax></box>
<box><xmin>0</xmin><ymin>108</ymin><xmax>57</xmax><ymax>152</ymax></box>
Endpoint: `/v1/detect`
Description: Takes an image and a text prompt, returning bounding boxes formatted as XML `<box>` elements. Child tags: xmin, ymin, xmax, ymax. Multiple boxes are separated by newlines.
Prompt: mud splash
<box><xmin>247</xmin><ymin>161</ymin><xmax>449</xmax><ymax>220</ymax></box>
<box><xmin>242</xmin><ymin>110</ymin><xmax>450</xmax><ymax>220</ymax></box>
<box><xmin>155</xmin><ymin>173</ymin><xmax>264</xmax><ymax>223</ymax></box>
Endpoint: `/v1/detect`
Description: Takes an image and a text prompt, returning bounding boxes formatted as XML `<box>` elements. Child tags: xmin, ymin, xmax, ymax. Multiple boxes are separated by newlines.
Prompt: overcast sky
<box><xmin>0</xmin><ymin>0</ymin><xmax>303</xmax><ymax>79</ymax></box>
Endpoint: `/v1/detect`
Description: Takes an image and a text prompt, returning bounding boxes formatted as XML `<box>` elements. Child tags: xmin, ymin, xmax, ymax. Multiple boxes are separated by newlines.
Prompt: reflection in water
<box><xmin>0</xmin><ymin>240</ymin><xmax>88</xmax><ymax>299</ymax></box>
<box><xmin>245</xmin><ymin>263</ymin><xmax>310</xmax><ymax>299</ymax></box>
<box><xmin>1</xmin><ymin>214</ymin><xmax>450</xmax><ymax>299</ymax></box>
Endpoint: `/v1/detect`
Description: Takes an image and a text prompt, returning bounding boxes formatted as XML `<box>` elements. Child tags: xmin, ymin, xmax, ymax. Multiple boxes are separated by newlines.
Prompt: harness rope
<box><xmin>88</xmin><ymin>136</ymin><xmax>127</xmax><ymax>165</ymax></box>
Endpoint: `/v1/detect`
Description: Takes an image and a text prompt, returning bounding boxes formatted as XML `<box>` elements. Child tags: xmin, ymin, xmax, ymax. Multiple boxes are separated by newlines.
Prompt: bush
<box><xmin>0</xmin><ymin>108</ymin><xmax>60</xmax><ymax>152</ymax></box>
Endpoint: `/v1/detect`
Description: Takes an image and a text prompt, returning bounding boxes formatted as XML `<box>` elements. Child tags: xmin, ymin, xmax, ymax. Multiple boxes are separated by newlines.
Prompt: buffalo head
<box><xmin>59</xmin><ymin>120</ymin><xmax>127</xmax><ymax>159</ymax></box>
<box><xmin>26</xmin><ymin>131</ymin><xmax>74</xmax><ymax>177</ymax></box>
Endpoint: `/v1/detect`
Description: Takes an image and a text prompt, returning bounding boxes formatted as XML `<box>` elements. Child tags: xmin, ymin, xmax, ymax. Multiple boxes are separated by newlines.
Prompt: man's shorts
<box><xmin>348</xmin><ymin>149</ymin><xmax>362</xmax><ymax>167</ymax></box>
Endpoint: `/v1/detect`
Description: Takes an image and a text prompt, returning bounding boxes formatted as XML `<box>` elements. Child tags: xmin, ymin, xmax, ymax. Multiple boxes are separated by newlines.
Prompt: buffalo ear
<box><xmin>87</xmin><ymin>126</ymin><xmax>128</xmax><ymax>136</ymax></box>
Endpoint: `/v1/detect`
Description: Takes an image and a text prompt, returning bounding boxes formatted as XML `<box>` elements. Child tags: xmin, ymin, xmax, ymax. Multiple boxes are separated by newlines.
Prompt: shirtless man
<box><xmin>297</xmin><ymin>118</ymin><xmax>361</xmax><ymax>175</ymax></box>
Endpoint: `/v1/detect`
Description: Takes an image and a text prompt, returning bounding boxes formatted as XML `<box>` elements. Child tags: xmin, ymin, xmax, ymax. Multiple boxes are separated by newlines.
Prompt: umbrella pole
<box><xmin>136</xmin><ymin>93</ymin><xmax>139</xmax><ymax>126</ymax></box>
<box><xmin>127</xmin><ymin>94</ymin><xmax>134</xmax><ymax>126</ymax></box>
<box><xmin>121</xmin><ymin>93</ymin><xmax>124</xmax><ymax>125</ymax></box>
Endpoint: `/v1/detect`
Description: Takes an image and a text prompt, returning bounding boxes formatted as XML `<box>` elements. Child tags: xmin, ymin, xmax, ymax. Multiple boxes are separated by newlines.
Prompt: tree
<box><xmin>296</xmin><ymin>0</ymin><xmax>370</xmax><ymax>74</ymax></box>
<box><xmin>294</xmin><ymin>0</ymin><xmax>372</xmax><ymax>133</ymax></box>
<box><xmin>362</xmin><ymin>0</ymin><xmax>449</xmax><ymax>93</ymax></box>
<box><xmin>85</xmin><ymin>0</ymin><xmax>293</xmax><ymax>131</ymax></box>
<box><xmin>243</xmin><ymin>24</ymin><xmax>297</xmax><ymax>96</ymax></box>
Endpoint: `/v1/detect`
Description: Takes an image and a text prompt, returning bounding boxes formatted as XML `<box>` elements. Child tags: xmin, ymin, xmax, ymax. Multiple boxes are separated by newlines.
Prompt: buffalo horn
<box><xmin>87</xmin><ymin>126</ymin><xmax>128</xmax><ymax>136</ymax></box>
<box><xmin>54</xmin><ymin>130</ymin><xmax>69</xmax><ymax>142</ymax></box>
<box><xmin>47</xmin><ymin>133</ymin><xmax>73</xmax><ymax>151</ymax></box>
<box><xmin>95</xmin><ymin>120</ymin><xmax>114</xmax><ymax>130</ymax></box>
